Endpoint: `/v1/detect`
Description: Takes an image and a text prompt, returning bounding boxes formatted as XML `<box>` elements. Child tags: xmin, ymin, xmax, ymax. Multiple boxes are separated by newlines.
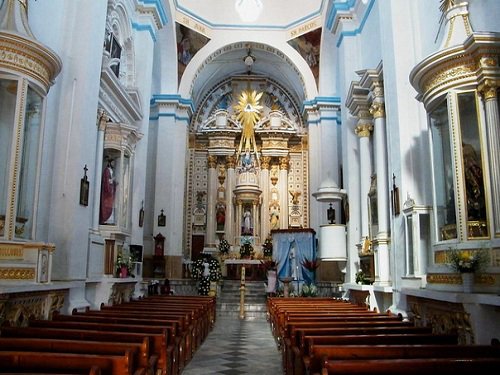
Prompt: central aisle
<box><xmin>182</xmin><ymin>317</ymin><xmax>283</xmax><ymax>374</ymax></box>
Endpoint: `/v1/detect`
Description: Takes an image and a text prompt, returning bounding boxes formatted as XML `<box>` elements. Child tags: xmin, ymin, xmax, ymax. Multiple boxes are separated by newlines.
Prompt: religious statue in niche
<box><xmin>216</xmin><ymin>202</ymin><xmax>226</xmax><ymax>231</ymax></box>
<box><xmin>270</xmin><ymin>203</ymin><xmax>280</xmax><ymax>230</ymax></box>
<box><xmin>100</xmin><ymin>158</ymin><xmax>117</xmax><ymax>224</ymax></box>
<box><xmin>242</xmin><ymin>206</ymin><xmax>253</xmax><ymax>235</ymax></box>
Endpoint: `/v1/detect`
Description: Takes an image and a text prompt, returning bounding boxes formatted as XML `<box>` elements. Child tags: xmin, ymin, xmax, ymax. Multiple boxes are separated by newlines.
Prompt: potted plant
<box><xmin>116</xmin><ymin>254</ymin><xmax>132</xmax><ymax>278</ymax></box>
<box><xmin>262</xmin><ymin>236</ymin><xmax>273</xmax><ymax>258</ymax></box>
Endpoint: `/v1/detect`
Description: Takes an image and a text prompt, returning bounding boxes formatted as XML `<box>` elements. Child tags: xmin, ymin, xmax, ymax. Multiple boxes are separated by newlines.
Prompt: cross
<box><xmin>83</xmin><ymin>164</ymin><xmax>88</xmax><ymax>177</ymax></box>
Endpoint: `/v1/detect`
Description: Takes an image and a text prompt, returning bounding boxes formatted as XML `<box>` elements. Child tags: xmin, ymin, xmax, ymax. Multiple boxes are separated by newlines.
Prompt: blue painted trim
<box><xmin>336</xmin><ymin>0</ymin><xmax>375</xmax><ymax>48</ymax></box>
<box><xmin>150</xmin><ymin>94</ymin><xmax>195</xmax><ymax>113</ymax></box>
<box><xmin>307</xmin><ymin>116</ymin><xmax>342</xmax><ymax>125</ymax></box>
<box><xmin>132</xmin><ymin>22</ymin><xmax>157</xmax><ymax>42</ymax></box>
<box><xmin>303</xmin><ymin>96</ymin><xmax>342</xmax><ymax>107</ymax></box>
<box><xmin>326</xmin><ymin>0</ymin><xmax>356</xmax><ymax>30</ymax></box>
<box><xmin>149</xmin><ymin>113</ymin><xmax>190</xmax><ymax>122</ymax></box>
<box><xmin>138</xmin><ymin>0</ymin><xmax>168</xmax><ymax>26</ymax></box>
<box><xmin>173</xmin><ymin>0</ymin><xmax>325</xmax><ymax>30</ymax></box>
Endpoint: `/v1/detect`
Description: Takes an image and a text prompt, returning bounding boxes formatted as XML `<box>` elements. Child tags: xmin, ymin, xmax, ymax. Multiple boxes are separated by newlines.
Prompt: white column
<box><xmin>355</xmin><ymin>120</ymin><xmax>373</xmax><ymax>242</ymax></box>
<box><xmin>236</xmin><ymin>202</ymin><xmax>243</xmax><ymax>239</ymax></box>
<box><xmin>279</xmin><ymin>156</ymin><xmax>289</xmax><ymax>229</ymax></box>
<box><xmin>371</xmin><ymin>98</ymin><xmax>391</xmax><ymax>286</ymax></box>
<box><xmin>225</xmin><ymin>155</ymin><xmax>236</xmax><ymax>244</ymax></box>
<box><xmin>253</xmin><ymin>202</ymin><xmax>259</xmax><ymax>241</ymax></box>
<box><xmin>206</xmin><ymin>155</ymin><xmax>217</xmax><ymax>248</ymax></box>
<box><xmin>480</xmin><ymin>83</ymin><xmax>500</xmax><ymax>235</ymax></box>
<box><xmin>260</xmin><ymin>156</ymin><xmax>271</xmax><ymax>239</ymax></box>
<box><xmin>92</xmin><ymin>110</ymin><xmax>108</xmax><ymax>231</ymax></box>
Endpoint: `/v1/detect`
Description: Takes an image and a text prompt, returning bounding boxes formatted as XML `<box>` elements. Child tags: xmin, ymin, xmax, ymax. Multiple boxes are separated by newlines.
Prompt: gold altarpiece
<box><xmin>185</xmin><ymin>76</ymin><xmax>309</xmax><ymax>258</ymax></box>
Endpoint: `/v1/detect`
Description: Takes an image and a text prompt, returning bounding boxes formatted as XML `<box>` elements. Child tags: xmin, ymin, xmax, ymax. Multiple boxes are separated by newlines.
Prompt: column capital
<box><xmin>478</xmin><ymin>80</ymin><xmax>498</xmax><ymax>100</ymax></box>
<box><xmin>207</xmin><ymin>155</ymin><xmax>217</xmax><ymax>169</ymax></box>
<box><xmin>355</xmin><ymin>123</ymin><xmax>373</xmax><ymax>138</ymax></box>
<box><xmin>225</xmin><ymin>154</ymin><xmax>237</xmax><ymax>169</ymax></box>
<box><xmin>279</xmin><ymin>156</ymin><xmax>289</xmax><ymax>170</ymax></box>
<box><xmin>261</xmin><ymin>156</ymin><xmax>272</xmax><ymax>170</ymax></box>
<box><xmin>369</xmin><ymin>102</ymin><xmax>385</xmax><ymax>119</ymax></box>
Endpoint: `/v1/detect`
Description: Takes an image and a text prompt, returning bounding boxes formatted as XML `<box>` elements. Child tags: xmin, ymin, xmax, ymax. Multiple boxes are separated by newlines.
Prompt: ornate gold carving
<box><xmin>423</xmin><ymin>60</ymin><xmax>476</xmax><ymax>94</ymax></box>
<box><xmin>426</xmin><ymin>273</ymin><xmax>461</xmax><ymax>284</ymax></box>
<box><xmin>260</xmin><ymin>156</ymin><xmax>271</xmax><ymax>170</ymax></box>
<box><xmin>207</xmin><ymin>155</ymin><xmax>217</xmax><ymax>169</ymax></box>
<box><xmin>218</xmin><ymin>165</ymin><xmax>226</xmax><ymax>185</ymax></box>
<box><xmin>0</xmin><ymin>244</ymin><xmax>24</xmax><ymax>259</ymax></box>
<box><xmin>369</xmin><ymin>102</ymin><xmax>385</xmax><ymax>119</ymax></box>
<box><xmin>270</xmin><ymin>165</ymin><xmax>279</xmax><ymax>185</ymax></box>
<box><xmin>0</xmin><ymin>267</ymin><xmax>35</xmax><ymax>280</ymax></box>
<box><xmin>478</xmin><ymin>80</ymin><xmax>498</xmax><ymax>100</ymax></box>
<box><xmin>354</xmin><ymin>124</ymin><xmax>373</xmax><ymax>138</ymax></box>
<box><xmin>0</xmin><ymin>32</ymin><xmax>61</xmax><ymax>92</ymax></box>
<box><xmin>279</xmin><ymin>156</ymin><xmax>289</xmax><ymax>170</ymax></box>
<box><xmin>226</xmin><ymin>155</ymin><xmax>236</xmax><ymax>169</ymax></box>
<box><xmin>262</xmin><ymin>139</ymin><xmax>288</xmax><ymax>149</ymax></box>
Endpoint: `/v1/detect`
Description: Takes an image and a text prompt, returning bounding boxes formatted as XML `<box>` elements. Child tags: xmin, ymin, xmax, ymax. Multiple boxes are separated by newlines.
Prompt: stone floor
<box><xmin>182</xmin><ymin>317</ymin><xmax>283</xmax><ymax>375</ymax></box>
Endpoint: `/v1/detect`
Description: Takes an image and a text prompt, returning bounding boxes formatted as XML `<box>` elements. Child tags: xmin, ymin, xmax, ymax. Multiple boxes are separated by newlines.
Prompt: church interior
<box><xmin>1</xmin><ymin>0</ymin><xmax>500</xmax><ymax>373</ymax></box>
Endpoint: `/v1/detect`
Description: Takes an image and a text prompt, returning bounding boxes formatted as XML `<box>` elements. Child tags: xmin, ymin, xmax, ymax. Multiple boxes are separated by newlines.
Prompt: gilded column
<box><xmin>370</xmin><ymin>94</ymin><xmax>391</xmax><ymax>286</ymax></box>
<box><xmin>225</xmin><ymin>155</ymin><xmax>236</xmax><ymax>244</ymax></box>
<box><xmin>479</xmin><ymin>81</ymin><xmax>500</xmax><ymax>235</ymax></box>
<box><xmin>92</xmin><ymin>109</ymin><xmax>108</xmax><ymax>231</ymax></box>
<box><xmin>279</xmin><ymin>156</ymin><xmax>290</xmax><ymax>229</ymax></box>
<box><xmin>354</xmin><ymin>117</ymin><xmax>373</xmax><ymax>243</ymax></box>
<box><xmin>260</xmin><ymin>156</ymin><xmax>271</xmax><ymax>240</ymax></box>
<box><xmin>206</xmin><ymin>155</ymin><xmax>218</xmax><ymax>248</ymax></box>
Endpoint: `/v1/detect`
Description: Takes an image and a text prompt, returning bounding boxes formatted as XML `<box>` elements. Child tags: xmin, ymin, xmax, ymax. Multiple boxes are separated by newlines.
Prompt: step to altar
<box><xmin>217</xmin><ymin>279</ymin><xmax>268</xmax><ymax>320</ymax></box>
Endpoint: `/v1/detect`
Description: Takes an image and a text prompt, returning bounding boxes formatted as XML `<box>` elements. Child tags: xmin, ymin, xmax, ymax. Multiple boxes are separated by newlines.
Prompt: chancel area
<box><xmin>1</xmin><ymin>0</ymin><xmax>500</xmax><ymax>373</ymax></box>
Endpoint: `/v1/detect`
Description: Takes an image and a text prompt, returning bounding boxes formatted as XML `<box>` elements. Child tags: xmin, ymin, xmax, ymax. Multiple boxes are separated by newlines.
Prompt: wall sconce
<box><xmin>79</xmin><ymin>164</ymin><xmax>89</xmax><ymax>206</ymax></box>
<box><xmin>158</xmin><ymin>209</ymin><xmax>166</xmax><ymax>227</ymax></box>
<box><xmin>392</xmin><ymin>174</ymin><xmax>400</xmax><ymax>216</ymax></box>
<box><xmin>327</xmin><ymin>203</ymin><xmax>335</xmax><ymax>224</ymax></box>
<box><xmin>138</xmin><ymin>201</ymin><xmax>144</xmax><ymax>227</ymax></box>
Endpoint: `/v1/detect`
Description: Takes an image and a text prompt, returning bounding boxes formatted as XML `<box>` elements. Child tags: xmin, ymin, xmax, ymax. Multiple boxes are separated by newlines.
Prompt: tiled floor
<box><xmin>182</xmin><ymin>317</ymin><xmax>283</xmax><ymax>375</ymax></box>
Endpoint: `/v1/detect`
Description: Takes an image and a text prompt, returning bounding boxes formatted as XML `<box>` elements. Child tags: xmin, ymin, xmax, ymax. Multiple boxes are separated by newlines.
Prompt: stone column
<box><xmin>253</xmin><ymin>201</ymin><xmax>259</xmax><ymax>242</ymax></box>
<box><xmin>354</xmin><ymin>119</ymin><xmax>373</xmax><ymax>243</ymax></box>
<box><xmin>370</xmin><ymin>95</ymin><xmax>391</xmax><ymax>286</ymax></box>
<box><xmin>236</xmin><ymin>201</ymin><xmax>243</xmax><ymax>239</ymax></box>
<box><xmin>206</xmin><ymin>155</ymin><xmax>218</xmax><ymax>248</ymax></box>
<box><xmin>260</xmin><ymin>156</ymin><xmax>271</xmax><ymax>239</ymax></box>
<box><xmin>279</xmin><ymin>156</ymin><xmax>290</xmax><ymax>229</ymax></box>
<box><xmin>225</xmin><ymin>155</ymin><xmax>236</xmax><ymax>244</ymax></box>
<box><xmin>479</xmin><ymin>81</ymin><xmax>500</xmax><ymax>235</ymax></box>
<box><xmin>92</xmin><ymin>110</ymin><xmax>108</xmax><ymax>231</ymax></box>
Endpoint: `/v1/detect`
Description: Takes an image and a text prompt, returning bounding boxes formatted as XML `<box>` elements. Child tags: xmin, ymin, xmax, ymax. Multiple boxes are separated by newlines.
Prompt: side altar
<box><xmin>272</xmin><ymin>228</ymin><xmax>316</xmax><ymax>285</ymax></box>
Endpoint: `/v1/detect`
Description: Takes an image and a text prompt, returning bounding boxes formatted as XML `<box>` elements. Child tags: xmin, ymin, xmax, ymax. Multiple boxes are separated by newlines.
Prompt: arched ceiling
<box><xmin>188</xmin><ymin>43</ymin><xmax>309</xmax><ymax>110</ymax></box>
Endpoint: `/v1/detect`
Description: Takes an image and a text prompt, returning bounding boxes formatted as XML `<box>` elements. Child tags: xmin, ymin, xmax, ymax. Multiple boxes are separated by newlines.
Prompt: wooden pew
<box><xmin>306</xmin><ymin>344</ymin><xmax>500</xmax><ymax>374</ymax></box>
<box><xmin>0</xmin><ymin>337</ymin><xmax>154</xmax><ymax>373</ymax></box>
<box><xmin>320</xmin><ymin>357</ymin><xmax>500</xmax><ymax>374</ymax></box>
<box><xmin>0</xmin><ymin>350</ymin><xmax>139</xmax><ymax>375</ymax></box>
<box><xmin>1</xmin><ymin>326</ymin><xmax>172</xmax><ymax>375</ymax></box>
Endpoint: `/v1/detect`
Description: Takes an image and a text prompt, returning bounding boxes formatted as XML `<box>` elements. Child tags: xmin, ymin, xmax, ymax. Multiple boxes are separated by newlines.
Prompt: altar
<box><xmin>224</xmin><ymin>259</ymin><xmax>266</xmax><ymax>281</ymax></box>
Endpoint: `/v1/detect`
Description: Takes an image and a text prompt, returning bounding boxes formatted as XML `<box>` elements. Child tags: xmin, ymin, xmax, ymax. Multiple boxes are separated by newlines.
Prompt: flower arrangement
<box><xmin>218</xmin><ymin>239</ymin><xmax>230</xmax><ymax>255</ymax></box>
<box><xmin>447</xmin><ymin>248</ymin><xmax>489</xmax><ymax>273</ymax></box>
<box><xmin>240</xmin><ymin>239</ymin><xmax>253</xmax><ymax>258</ymax></box>
<box><xmin>300</xmin><ymin>283</ymin><xmax>318</xmax><ymax>297</ymax></box>
<box><xmin>355</xmin><ymin>270</ymin><xmax>371</xmax><ymax>285</ymax></box>
<box><xmin>302</xmin><ymin>257</ymin><xmax>320</xmax><ymax>272</ymax></box>
<box><xmin>262</xmin><ymin>237</ymin><xmax>273</xmax><ymax>258</ymax></box>
<box><xmin>191</xmin><ymin>256</ymin><xmax>222</xmax><ymax>295</ymax></box>
<box><xmin>116</xmin><ymin>254</ymin><xmax>134</xmax><ymax>277</ymax></box>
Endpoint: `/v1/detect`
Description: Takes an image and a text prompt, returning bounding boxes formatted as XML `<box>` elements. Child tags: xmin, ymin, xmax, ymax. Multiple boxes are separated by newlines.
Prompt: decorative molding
<box><xmin>0</xmin><ymin>267</ymin><xmax>35</xmax><ymax>280</ymax></box>
<box><xmin>0</xmin><ymin>32</ymin><xmax>61</xmax><ymax>92</ymax></box>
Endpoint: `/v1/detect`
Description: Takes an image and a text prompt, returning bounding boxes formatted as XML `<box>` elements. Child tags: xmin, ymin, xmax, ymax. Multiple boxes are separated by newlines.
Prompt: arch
<box><xmin>178</xmin><ymin>37</ymin><xmax>319</xmax><ymax>105</ymax></box>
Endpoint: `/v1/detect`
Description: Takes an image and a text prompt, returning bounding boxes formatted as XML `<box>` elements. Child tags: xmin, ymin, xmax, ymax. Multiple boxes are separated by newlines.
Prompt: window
<box><xmin>430</xmin><ymin>99</ymin><xmax>456</xmax><ymax>241</ymax></box>
<box><xmin>457</xmin><ymin>92</ymin><xmax>488</xmax><ymax>238</ymax></box>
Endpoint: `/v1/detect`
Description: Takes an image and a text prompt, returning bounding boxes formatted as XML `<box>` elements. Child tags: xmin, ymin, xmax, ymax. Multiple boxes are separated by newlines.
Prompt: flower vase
<box><xmin>461</xmin><ymin>272</ymin><xmax>474</xmax><ymax>293</ymax></box>
<box><xmin>120</xmin><ymin>266</ymin><xmax>128</xmax><ymax>278</ymax></box>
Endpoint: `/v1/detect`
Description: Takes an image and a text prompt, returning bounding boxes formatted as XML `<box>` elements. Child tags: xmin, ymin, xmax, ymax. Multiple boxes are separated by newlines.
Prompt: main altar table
<box><xmin>224</xmin><ymin>259</ymin><xmax>266</xmax><ymax>281</ymax></box>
